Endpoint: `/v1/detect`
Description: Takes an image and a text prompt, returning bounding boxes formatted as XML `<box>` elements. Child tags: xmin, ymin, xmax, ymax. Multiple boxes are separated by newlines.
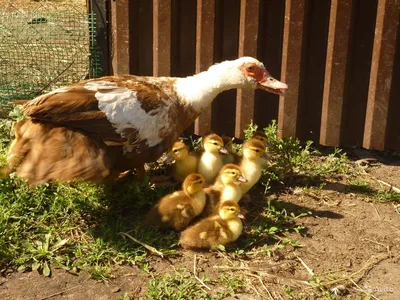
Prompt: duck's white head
<box><xmin>175</xmin><ymin>56</ymin><xmax>288</xmax><ymax>113</ymax></box>
<box><xmin>208</xmin><ymin>56</ymin><xmax>288</xmax><ymax>95</ymax></box>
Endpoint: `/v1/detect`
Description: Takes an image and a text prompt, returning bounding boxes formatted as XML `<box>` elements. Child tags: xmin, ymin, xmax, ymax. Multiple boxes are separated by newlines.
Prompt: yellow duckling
<box><xmin>201</xmin><ymin>164</ymin><xmax>247</xmax><ymax>217</ymax></box>
<box><xmin>221</xmin><ymin>136</ymin><xmax>237</xmax><ymax>164</ymax></box>
<box><xmin>197</xmin><ymin>133</ymin><xmax>227</xmax><ymax>184</ymax></box>
<box><xmin>252</xmin><ymin>130</ymin><xmax>268</xmax><ymax>146</ymax></box>
<box><xmin>144</xmin><ymin>173</ymin><xmax>206</xmax><ymax>231</ymax></box>
<box><xmin>169</xmin><ymin>140</ymin><xmax>199</xmax><ymax>182</ymax></box>
<box><xmin>179</xmin><ymin>200</ymin><xmax>245</xmax><ymax>249</ymax></box>
<box><xmin>251</xmin><ymin>131</ymin><xmax>269</xmax><ymax>167</ymax></box>
<box><xmin>239</xmin><ymin>138</ymin><xmax>267</xmax><ymax>194</ymax></box>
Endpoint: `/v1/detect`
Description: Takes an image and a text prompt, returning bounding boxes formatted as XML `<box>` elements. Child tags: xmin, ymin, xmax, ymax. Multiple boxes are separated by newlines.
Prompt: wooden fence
<box><xmin>90</xmin><ymin>0</ymin><xmax>400</xmax><ymax>150</ymax></box>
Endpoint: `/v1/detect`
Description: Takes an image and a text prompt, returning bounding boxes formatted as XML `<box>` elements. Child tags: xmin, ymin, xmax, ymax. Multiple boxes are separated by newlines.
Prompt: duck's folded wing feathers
<box><xmin>22</xmin><ymin>77</ymin><xmax>178</xmax><ymax>147</ymax></box>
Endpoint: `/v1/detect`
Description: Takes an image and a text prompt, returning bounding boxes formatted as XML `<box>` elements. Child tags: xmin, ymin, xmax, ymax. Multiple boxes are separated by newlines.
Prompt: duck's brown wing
<box><xmin>23</xmin><ymin>84</ymin><xmax>124</xmax><ymax>144</ymax></box>
<box><xmin>22</xmin><ymin>76</ymin><xmax>179</xmax><ymax>148</ymax></box>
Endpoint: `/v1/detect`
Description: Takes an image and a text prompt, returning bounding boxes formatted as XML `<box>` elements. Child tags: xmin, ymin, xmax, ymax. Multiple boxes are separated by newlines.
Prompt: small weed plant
<box><xmin>244</xmin><ymin>120</ymin><xmax>349</xmax><ymax>184</ymax></box>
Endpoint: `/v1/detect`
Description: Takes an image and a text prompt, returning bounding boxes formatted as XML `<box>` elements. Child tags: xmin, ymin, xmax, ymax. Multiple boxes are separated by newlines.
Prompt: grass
<box><xmin>348</xmin><ymin>180</ymin><xmax>400</xmax><ymax>203</ymax></box>
<box><xmin>145</xmin><ymin>269</ymin><xmax>210</xmax><ymax>300</ymax></box>
<box><xmin>0</xmin><ymin>0</ymin><xmax>95</xmax><ymax>102</ymax></box>
<box><xmin>0</xmin><ymin>115</ymin><xmax>177</xmax><ymax>277</ymax></box>
<box><xmin>1</xmin><ymin>109</ymin><xmax>399</xmax><ymax>298</ymax></box>
<box><xmin>135</xmin><ymin>269</ymin><xmax>248</xmax><ymax>300</ymax></box>
<box><xmin>0</xmin><ymin>174</ymin><xmax>177</xmax><ymax>277</ymax></box>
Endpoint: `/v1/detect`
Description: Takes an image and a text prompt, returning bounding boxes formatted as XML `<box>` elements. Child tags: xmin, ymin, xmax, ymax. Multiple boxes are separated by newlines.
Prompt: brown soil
<box><xmin>1</xmin><ymin>150</ymin><xmax>399</xmax><ymax>300</ymax></box>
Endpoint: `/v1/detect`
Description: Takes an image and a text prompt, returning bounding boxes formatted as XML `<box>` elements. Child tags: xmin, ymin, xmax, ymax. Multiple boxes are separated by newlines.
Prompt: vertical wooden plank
<box><xmin>254</xmin><ymin>0</ymin><xmax>285</xmax><ymax>130</ymax></box>
<box><xmin>363</xmin><ymin>0</ymin><xmax>400</xmax><ymax>150</ymax></box>
<box><xmin>130</xmin><ymin>0</ymin><xmax>153</xmax><ymax>76</ymax></box>
<box><xmin>385</xmin><ymin>21</ymin><xmax>400</xmax><ymax>150</ymax></box>
<box><xmin>88</xmin><ymin>0</ymin><xmax>110</xmax><ymax>76</ymax></box>
<box><xmin>153</xmin><ymin>0</ymin><xmax>171</xmax><ymax>76</ymax></box>
<box><xmin>319</xmin><ymin>0</ymin><xmax>354</xmax><ymax>146</ymax></box>
<box><xmin>170</xmin><ymin>0</ymin><xmax>196</xmax><ymax>77</ymax></box>
<box><xmin>110</xmin><ymin>0</ymin><xmax>130</xmax><ymax>75</ymax></box>
<box><xmin>295</xmin><ymin>0</ymin><xmax>331</xmax><ymax>142</ymax></box>
<box><xmin>340</xmin><ymin>1</ymin><xmax>378</xmax><ymax>147</ymax></box>
<box><xmin>194</xmin><ymin>0</ymin><xmax>215</xmax><ymax>136</ymax></box>
<box><xmin>211</xmin><ymin>0</ymin><xmax>240</xmax><ymax>136</ymax></box>
<box><xmin>235</xmin><ymin>0</ymin><xmax>259</xmax><ymax>138</ymax></box>
<box><xmin>279</xmin><ymin>0</ymin><xmax>306</xmax><ymax>138</ymax></box>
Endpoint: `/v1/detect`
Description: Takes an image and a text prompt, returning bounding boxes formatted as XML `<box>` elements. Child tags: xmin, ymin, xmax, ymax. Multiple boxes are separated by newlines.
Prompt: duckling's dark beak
<box><xmin>237</xmin><ymin>213</ymin><xmax>246</xmax><ymax>219</ymax></box>
<box><xmin>165</xmin><ymin>154</ymin><xmax>175</xmax><ymax>164</ymax></box>
<box><xmin>219</xmin><ymin>147</ymin><xmax>228</xmax><ymax>154</ymax></box>
<box><xmin>237</xmin><ymin>175</ymin><xmax>248</xmax><ymax>183</ymax></box>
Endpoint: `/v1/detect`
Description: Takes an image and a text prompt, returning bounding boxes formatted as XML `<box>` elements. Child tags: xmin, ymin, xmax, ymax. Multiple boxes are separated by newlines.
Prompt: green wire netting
<box><xmin>0</xmin><ymin>6</ymin><xmax>101</xmax><ymax>102</ymax></box>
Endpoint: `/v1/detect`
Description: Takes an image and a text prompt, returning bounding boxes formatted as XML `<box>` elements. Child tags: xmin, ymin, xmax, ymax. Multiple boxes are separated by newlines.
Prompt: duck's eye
<box><xmin>231</xmin><ymin>172</ymin><xmax>235</xmax><ymax>175</ymax></box>
<box><xmin>173</xmin><ymin>149</ymin><xmax>179</xmax><ymax>153</ymax></box>
<box><xmin>247</xmin><ymin>65</ymin><xmax>255</xmax><ymax>72</ymax></box>
<box><xmin>268</xmin><ymin>77</ymin><xmax>274</xmax><ymax>82</ymax></box>
<box><xmin>255</xmin><ymin>149</ymin><xmax>260</xmax><ymax>152</ymax></box>
<box><xmin>229</xmin><ymin>208</ymin><xmax>235</xmax><ymax>211</ymax></box>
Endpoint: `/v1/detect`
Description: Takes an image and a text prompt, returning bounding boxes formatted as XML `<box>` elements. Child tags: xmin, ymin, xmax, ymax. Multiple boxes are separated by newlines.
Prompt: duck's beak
<box><xmin>257</xmin><ymin>71</ymin><xmax>288</xmax><ymax>96</ymax></box>
<box><xmin>262</xmin><ymin>152</ymin><xmax>269</xmax><ymax>160</ymax></box>
<box><xmin>219</xmin><ymin>147</ymin><xmax>228</xmax><ymax>154</ymax></box>
<box><xmin>165</xmin><ymin>154</ymin><xmax>175</xmax><ymax>164</ymax></box>
<box><xmin>237</xmin><ymin>175</ymin><xmax>248</xmax><ymax>183</ymax></box>
<box><xmin>237</xmin><ymin>213</ymin><xmax>246</xmax><ymax>220</ymax></box>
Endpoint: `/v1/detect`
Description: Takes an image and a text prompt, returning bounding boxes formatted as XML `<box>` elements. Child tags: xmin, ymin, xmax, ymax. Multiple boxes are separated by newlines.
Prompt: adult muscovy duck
<box><xmin>4</xmin><ymin>56</ymin><xmax>288</xmax><ymax>185</ymax></box>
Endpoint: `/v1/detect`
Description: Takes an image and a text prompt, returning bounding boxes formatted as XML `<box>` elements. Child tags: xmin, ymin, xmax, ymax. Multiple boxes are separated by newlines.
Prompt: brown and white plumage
<box><xmin>179</xmin><ymin>200</ymin><xmax>245</xmax><ymax>249</ymax></box>
<box><xmin>5</xmin><ymin>57</ymin><xmax>287</xmax><ymax>185</ymax></box>
<box><xmin>144</xmin><ymin>173</ymin><xmax>206</xmax><ymax>231</ymax></box>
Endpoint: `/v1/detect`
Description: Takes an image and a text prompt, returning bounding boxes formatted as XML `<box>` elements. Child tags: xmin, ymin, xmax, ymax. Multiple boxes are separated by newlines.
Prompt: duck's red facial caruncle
<box><xmin>240</xmin><ymin>62</ymin><xmax>288</xmax><ymax>96</ymax></box>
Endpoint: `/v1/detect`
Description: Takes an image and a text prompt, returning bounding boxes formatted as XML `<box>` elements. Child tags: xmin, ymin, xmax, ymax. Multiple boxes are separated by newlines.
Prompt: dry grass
<box><xmin>0</xmin><ymin>0</ymin><xmax>86</xmax><ymax>13</ymax></box>
<box><xmin>0</xmin><ymin>0</ymin><xmax>92</xmax><ymax>101</ymax></box>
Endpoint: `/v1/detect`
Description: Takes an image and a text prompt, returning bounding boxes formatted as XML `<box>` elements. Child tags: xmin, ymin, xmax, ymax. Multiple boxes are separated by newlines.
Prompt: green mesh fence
<box><xmin>0</xmin><ymin>9</ymin><xmax>101</xmax><ymax>102</ymax></box>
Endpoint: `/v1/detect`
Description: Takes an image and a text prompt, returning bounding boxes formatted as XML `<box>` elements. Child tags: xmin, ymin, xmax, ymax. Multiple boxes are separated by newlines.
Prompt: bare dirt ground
<box><xmin>1</xmin><ymin>149</ymin><xmax>399</xmax><ymax>300</ymax></box>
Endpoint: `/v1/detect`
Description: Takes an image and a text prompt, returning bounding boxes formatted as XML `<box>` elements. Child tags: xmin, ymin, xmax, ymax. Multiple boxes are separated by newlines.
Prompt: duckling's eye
<box><xmin>229</xmin><ymin>208</ymin><xmax>235</xmax><ymax>211</ymax></box>
<box><xmin>255</xmin><ymin>149</ymin><xmax>260</xmax><ymax>152</ymax></box>
<box><xmin>231</xmin><ymin>172</ymin><xmax>236</xmax><ymax>175</ymax></box>
<box><xmin>173</xmin><ymin>149</ymin><xmax>179</xmax><ymax>153</ymax></box>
